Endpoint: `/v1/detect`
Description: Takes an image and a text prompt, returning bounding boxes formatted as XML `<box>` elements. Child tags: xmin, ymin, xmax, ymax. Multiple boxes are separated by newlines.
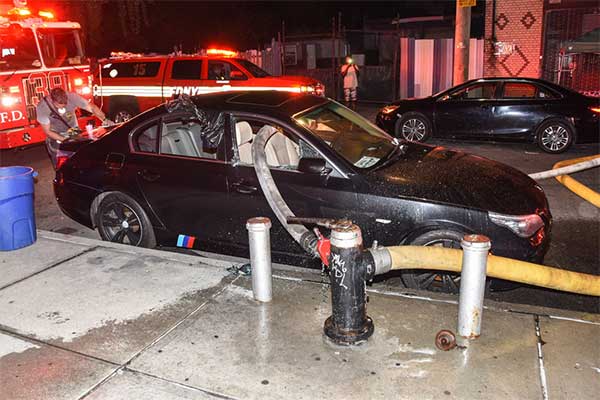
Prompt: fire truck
<box><xmin>93</xmin><ymin>49</ymin><xmax>325</xmax><ymax>122</ymax></box>
<box><xmin>0</xmin><ymin>1</ymin><xmax>94</xmax><ymax>149</ymax></box>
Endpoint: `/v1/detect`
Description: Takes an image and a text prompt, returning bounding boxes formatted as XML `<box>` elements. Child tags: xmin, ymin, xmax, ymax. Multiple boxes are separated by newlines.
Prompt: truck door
<box><xmin>165</xmin><ymin>58</ymin><xmax>204</xmax><ymax>98</ymax></box>
<box><xmin>206</xmin><ymin>59</ymin><xmax>249</xmax><ymax>92</ymax></box>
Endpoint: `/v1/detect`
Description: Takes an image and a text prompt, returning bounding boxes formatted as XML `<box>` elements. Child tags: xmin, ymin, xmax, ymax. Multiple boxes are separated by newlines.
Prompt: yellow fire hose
<box><xmin>552</xmin><ymin>154</ymin><xmax>600</xmax><ymax>208</ymax></box>
<box><xmin>386</xmin><ymin>246</ymin><xmax>600</xmax><ymax>296</ymax></box>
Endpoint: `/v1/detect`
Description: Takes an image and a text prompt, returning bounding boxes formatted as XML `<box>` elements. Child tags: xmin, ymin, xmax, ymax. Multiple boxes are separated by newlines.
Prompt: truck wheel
<box><xmin>96</xmin><ymin>192</ymin><xmax>156</xmax><ymax>248</ymax></box>
<box><xmin>109</xmin><ymin>105</ymin><xmax>137</xmax><ymax>123</ymax></box>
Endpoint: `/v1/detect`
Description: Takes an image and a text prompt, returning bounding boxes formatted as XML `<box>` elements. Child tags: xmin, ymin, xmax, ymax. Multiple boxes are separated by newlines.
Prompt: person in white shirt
<box><xmin>340</xmin><ymin>56</ymin><xmax>360</xmax><ymax>110</ymax></box>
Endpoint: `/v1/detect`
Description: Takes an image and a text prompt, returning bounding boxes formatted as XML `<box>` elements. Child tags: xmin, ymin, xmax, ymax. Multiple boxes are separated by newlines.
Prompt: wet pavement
<box><xmin>0</xmin><ymin>231</ymin><xmax>598</xmax><ymax>399</ymax></box>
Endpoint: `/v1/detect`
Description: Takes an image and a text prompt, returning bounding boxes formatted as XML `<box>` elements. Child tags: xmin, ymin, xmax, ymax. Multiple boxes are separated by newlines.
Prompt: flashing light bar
<box><xmin>7</xmin><ymin>7</ymin><xmax>31</xmax><ymax>17</ymax></box>
<box><xmin>207</xmin><ymin>48</ymin><xmax>237</xmax><ymax>57</ymax></box>
<box><xmin>38</xmin><ymin>10</ymin><xmax>54</xmax><ymax>19</ymax></box>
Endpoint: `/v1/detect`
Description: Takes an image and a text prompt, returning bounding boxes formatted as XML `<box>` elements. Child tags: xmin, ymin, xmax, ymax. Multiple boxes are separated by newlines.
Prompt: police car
<box><xmin>93</xmin><ymin>49</ymin><xmax>325</xmax><ymax>122</ymax></box>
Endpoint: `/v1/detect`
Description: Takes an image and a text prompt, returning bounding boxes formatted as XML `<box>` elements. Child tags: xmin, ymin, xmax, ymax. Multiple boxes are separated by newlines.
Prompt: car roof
<box><xmin>466</xmin><ymin>77</ymin><xmax>568</xmax><ymax>89</ymax></box>
<box><xmin>190</xmin><ymin>91</ymin><xmax>329</xmax><ymax>116</ymax></box>
<box><xmin>444</xmin><ymin>77</ymin><xmax>579</xmax><ymax>97</ymax></box>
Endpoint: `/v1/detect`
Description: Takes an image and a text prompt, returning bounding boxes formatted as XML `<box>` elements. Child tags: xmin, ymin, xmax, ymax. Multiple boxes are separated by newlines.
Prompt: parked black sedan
<box><xmin>376</xmin><ymin>77</ymin><xmax>600</xmax><ymax>153</ymax></box>
<box><xmin>55</xmin><ymin>91</ymin><xmax>551</xmax><ymax>293</ymax></box>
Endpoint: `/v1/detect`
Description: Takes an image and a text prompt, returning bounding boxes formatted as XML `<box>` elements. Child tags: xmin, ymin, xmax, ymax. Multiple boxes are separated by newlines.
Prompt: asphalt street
<box><xmin>1</xmin><ymin>109</ymin><xmax>598</xmax><ymax>313</ymax></box>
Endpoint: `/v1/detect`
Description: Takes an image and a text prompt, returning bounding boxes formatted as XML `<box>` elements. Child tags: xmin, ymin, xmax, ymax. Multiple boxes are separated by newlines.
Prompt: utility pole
<box><xmin>453</xmin><ymin>0</ymin><xmax>472</xmax><ymax>85</ymax></box>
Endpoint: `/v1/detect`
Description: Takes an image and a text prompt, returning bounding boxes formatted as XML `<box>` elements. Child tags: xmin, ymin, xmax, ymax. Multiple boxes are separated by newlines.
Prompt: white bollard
<box><xmin>458</xmin><ymin>234</ymin><xmax>491</xmax><ymax>340</ymax></box>
<box><xmin>246</xmin><ymin>217</ymin><xmax>273</xmax><ymax>302</ymax></box>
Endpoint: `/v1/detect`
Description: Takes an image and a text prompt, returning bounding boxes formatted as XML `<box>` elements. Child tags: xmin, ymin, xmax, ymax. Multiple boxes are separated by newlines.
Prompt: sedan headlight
<box><xmin>488</xmin><ymin>212</ymin><xmax>545</xmax><ymax>238</ymax></box>
<box><xmin>381</xmin><ymin>105</ymin><xmax>399</xmax><ymax>115</ymax></box>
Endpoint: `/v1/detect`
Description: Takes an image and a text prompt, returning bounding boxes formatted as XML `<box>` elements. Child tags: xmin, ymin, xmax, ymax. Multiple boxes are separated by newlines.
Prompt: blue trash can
<box><xmin>0</xmin><ymin>166</ymin><xmax>38</xmax><ymax>251</ymax></box>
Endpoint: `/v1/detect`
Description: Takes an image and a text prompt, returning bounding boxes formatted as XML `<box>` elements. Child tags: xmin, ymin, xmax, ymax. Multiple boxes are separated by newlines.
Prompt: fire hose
<box><xmin>369</xmin><ymin>245</ymin><xmax>600</xmax><ymax>296</ymax></box>
<box><xmin>528</xmin><ymin>154</ymin><xmax>600</xmax><ymax>207</ymax></box>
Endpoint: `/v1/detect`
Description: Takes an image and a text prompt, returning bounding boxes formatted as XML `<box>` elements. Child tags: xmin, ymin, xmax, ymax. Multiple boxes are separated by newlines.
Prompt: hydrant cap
<box><xmin>330</xmin><ymin>224</ymin><xmax>362</xmax><ymax>248</ymax></box>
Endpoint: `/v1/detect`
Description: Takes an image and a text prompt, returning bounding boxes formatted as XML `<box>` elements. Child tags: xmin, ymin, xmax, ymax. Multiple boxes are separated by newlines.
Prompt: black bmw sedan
<box><xmin>376</xmin><ymin>77</ymin><xmax>600</xmax><ymax>153</ymax></box>
<box><xmin>55</xmin><ymin>91</ymin><xmax>551</xmax><ymax>293</ymax></box>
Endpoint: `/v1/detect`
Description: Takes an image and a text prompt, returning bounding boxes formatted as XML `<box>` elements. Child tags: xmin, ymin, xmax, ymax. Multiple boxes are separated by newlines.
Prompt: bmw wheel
<box><xmin>96</xmin><ymin>192</ymin><xmax>156</xmax><ymax>248</ymax></box>
<box><xmin>536</xmin><ymin>120</ymin><xmax>573</xmax><ymax>154</ymax></box>
<box><xmin>396</xmin><ymin>113</ymin><xmax>432</xmax><ymax>142</ymax></box>
<box><xmin>402</xmin><ymin>230</ymin><xmax>489</xmax><ymax>294</ymax></box>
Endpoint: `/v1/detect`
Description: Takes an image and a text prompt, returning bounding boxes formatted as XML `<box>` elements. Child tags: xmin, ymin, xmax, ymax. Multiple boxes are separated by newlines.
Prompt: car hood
<box><xmin>365</xmin><ymin>143</ymin><xmax>548</xmax><ymax>215</ymax></box>
<box><xmin>391</xmin><ymin>96</ymin><xmax>434</xmax><ymax>106</ymax></box>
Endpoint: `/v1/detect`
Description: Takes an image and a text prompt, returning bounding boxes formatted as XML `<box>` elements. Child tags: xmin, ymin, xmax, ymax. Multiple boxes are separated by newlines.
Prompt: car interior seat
<box><xmin>162</xmin><ymin>126</ymin><xmax>200</xmax><ymax>157</ymax></box>
<box><xmin>138</xmin><ymin>125</ymin><xmax>158</xmax><ymax>152</ymax></box>
<box><xmin>235</xmin><ymin>121</ymin><xmax>254</xmax><ymax>164</ymax></box>
<box><xmin>259</xmin><ymin>125</ymin><xmax>300</xmax><ymax>168</ymax></box>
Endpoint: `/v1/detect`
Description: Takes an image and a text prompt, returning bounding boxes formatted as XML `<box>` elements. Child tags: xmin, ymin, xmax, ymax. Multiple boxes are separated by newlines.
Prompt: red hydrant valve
<box><xmin>313</xmin><ymin>228</ymin><xmax>331</xmax><ymax>266</ymax></box>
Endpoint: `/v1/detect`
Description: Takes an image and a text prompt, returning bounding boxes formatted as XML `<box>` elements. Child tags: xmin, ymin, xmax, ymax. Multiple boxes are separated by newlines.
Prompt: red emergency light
<box><xmin>207</xmin><ymin>48</ymin><xmax>237</xmax><ymax>57</ymax></box>
<box><xmin>38</xmin><ymin>10</ymin><xmax>54</xmax><ymax>19</ymax></box>
<box><xmin>7</xmin><ymin>7</ymin><xmax>31</xmax><ymax>17</ymax></box>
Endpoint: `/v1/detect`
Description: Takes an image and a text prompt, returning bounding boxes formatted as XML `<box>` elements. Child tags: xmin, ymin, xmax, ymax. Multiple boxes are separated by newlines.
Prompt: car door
<box><xmin>491</xmin><ymin>81</ymin><xmax>557</xmax><ymax>138</ymax></box>
<box><xmin>434</xmin><ymin>81</ymin><xmax>499</xmax><ymax>137</ymax></box>
<box><xmin>128</xmin><ymin>110</ymin><xmax>231</xmax><ymax>248</ymax></box>
<box><xmin>226</xmin><ymin>114</ymin><xmax>359</xmax><ymax>257</ymax></box>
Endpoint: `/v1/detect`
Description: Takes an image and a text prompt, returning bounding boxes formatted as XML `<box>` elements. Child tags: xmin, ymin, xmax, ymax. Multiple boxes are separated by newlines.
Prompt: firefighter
<box><xmin>340</xmin><ymin>55</ymin><xmax>360</xmax><ymax>110</ymax></box>
<box><xmin>36</xmin><ymin>88</ymin><xmax>109</xmax><ymax>168</ymax></box>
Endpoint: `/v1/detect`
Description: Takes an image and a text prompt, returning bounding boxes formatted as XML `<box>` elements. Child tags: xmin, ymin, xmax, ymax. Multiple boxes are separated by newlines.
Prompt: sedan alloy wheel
<box><xmin>100</xmin><ymin>201</ymin><xmax>143</xmax><ymax>245</ymax></box>
<box><xmin>401</xmin><ymin>118</ymin><xmax>427</xmax><ymax>141</ymax></box>
<box><xmin>540</xmin><ymin>125</ymin><xmax>569</xmax><ymax>152</ymax></box>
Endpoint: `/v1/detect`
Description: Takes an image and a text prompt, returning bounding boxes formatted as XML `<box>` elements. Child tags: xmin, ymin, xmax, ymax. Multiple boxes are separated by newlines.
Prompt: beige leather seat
<box><xmin>263</xmin><ymin>128</ymin><xmax>300</xmax><ymax>168</ymax></box>
<box><xmin>235</xmin><ymin>121</ymin><xmax>254</xmax><ymax>164</ymax></box>
<box><xmin>162</xmin><ymin>127</ymin><xmax>200</xmax><ymax>157</ymax></box>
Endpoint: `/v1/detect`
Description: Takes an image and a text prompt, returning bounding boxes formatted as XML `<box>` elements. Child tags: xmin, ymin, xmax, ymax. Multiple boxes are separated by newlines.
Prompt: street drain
<box><xmin>53</xmin><ymin>227</ymin><xmax>78</xmax><ymax>235</ymax></box>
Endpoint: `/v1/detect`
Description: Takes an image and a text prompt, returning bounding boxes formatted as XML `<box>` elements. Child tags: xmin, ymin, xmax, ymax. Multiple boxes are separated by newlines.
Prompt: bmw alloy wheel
<box><xmin>401</xmin><ymin>118</ymin><xmax>427</xmax><ymax>141</ymax></box>
<box><xmin>100</xmin><ymin>201</ymin><xmax>143</xmax><ymax>245</ymax></box>
<box><xmin>406</xmin><ymin>237</ymin><xmax>462</xmax><ymax>293</ymax></box>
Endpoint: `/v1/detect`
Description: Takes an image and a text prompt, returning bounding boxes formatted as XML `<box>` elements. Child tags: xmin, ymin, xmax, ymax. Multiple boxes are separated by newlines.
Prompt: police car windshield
<box><xmin>294</xmin><ymin>101</ymin><xmax>397</xmax><ymax>169</ymax></box>
<box><xmin>37</xmin><ymin>28</ymin><xmax>85</xmax><ymax>68</ymax></box>
<box><xmin>235</xmin><ymin>59</ymin><xmax>270</xmax><ymax>78</ymax></box>
<box><xmin>0</xmin><ymin>27</ymin><xmax>41</xmax><ymax>70</ymax></box>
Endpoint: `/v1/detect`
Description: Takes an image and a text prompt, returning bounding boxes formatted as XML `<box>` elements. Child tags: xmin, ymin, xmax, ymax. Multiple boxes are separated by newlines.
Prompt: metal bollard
<box><xmin>458</xmin><ymin>234</ymin><xmax>491</xmax><ymax>340</ymax></box>
<box><xmin>324</xmin><ymin>221</ymin><xmax>374</xmax><ymax>345</ymax></box>
<box><xmin>246</xmin><ymin>217</ymin><xmax>273</xmax><ymax>302</ymax></box>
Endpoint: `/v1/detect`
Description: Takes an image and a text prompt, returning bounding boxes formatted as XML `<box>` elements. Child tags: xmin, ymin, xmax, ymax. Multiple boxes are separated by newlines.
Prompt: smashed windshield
<box><xmin>37</xmin><ymin>28</ymin><xmax>84</xmax><ymax>68</ymax></box>
<box><xmin>294</xmin><ymin>101</ymin><xmax>397</xmax><ymax>169</ymax></box>
<box><xmin>235</xmin><ymin>58</ymin><xmax>270</xmax><ymax>78</ymax></box>
<box><xmin>0</xmin><ymin>26</ymin><xmax>41</xmax><ymax>70</ymax></box>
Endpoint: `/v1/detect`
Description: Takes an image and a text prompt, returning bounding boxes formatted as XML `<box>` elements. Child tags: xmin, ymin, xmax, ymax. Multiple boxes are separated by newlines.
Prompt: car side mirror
<box><xmin>298</xmin><ymin>157</ymin><xmax>330</xmax><ymax>175</ymax></box>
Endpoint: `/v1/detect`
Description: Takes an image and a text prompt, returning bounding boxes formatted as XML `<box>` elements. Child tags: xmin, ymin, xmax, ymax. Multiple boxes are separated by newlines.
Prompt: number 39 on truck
<box><xmin>0</xmin><ymin>1</ymin><xmax>94</xmax><ymax>149</ymax></box>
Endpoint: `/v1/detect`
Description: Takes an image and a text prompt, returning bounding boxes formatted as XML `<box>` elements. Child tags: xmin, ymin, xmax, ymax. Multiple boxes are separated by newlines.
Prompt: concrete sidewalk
<box><xmin>0</xmin><ymin>231</ymin><xmax>598</xmax><ymax>399</ymax></box>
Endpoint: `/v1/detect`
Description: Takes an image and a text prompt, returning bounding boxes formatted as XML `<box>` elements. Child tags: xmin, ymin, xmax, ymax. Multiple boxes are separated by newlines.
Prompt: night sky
<box><xmin>46</xmin><ymin>0</ymin><xmax>483</xmax><ymax>57</ymax></box>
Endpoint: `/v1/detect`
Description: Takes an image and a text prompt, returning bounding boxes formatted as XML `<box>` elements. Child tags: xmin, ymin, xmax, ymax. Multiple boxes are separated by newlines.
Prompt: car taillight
<box><xmin>55</xmin><ymin>152</ymin><xmax>71</xmax><ymax>171</ymax></box>
<box><xmin>589</xmin><ymin>106</ymin><xmax>600</xmax><ymax>114</ymax></box>
<box><xmin>56</xmin><ymin>156</ymin><xmax>68</xmax><ymax>171</ymax></box>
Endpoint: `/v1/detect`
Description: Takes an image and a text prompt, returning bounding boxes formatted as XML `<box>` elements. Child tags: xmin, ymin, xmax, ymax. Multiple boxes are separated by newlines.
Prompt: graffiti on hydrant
<box><xmin>331</xmin><ymin>253</ymin><xmax>349</xmax><ymax>289</ymax></box>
